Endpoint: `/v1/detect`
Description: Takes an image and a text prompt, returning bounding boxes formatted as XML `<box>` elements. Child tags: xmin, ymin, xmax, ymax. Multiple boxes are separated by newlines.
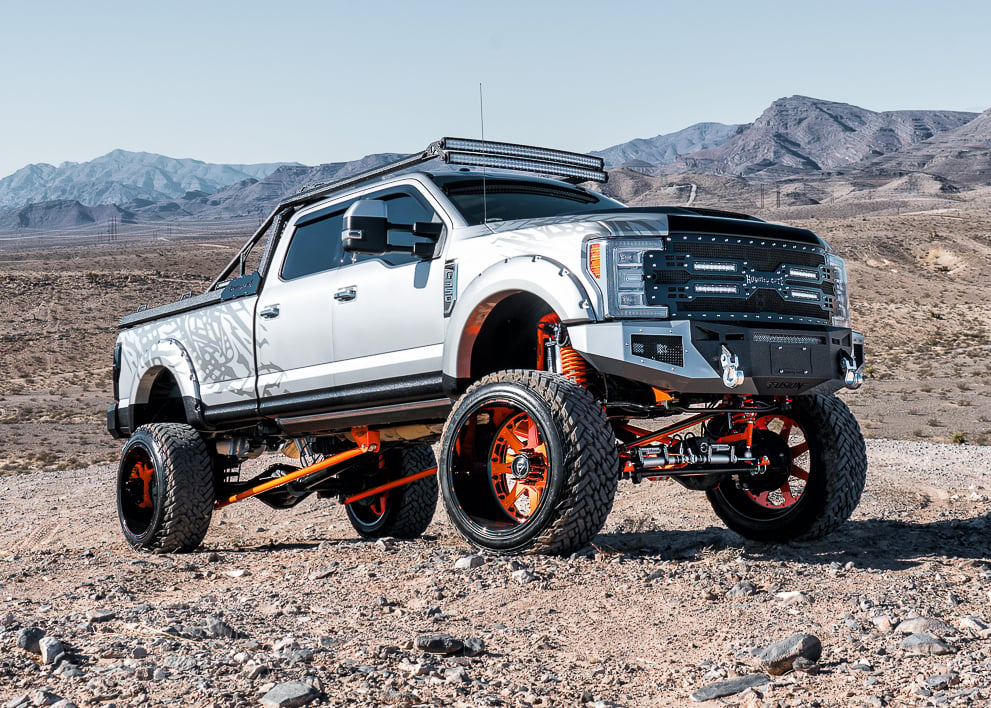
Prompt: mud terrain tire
<box><xmin>440</xmin><ymin>370</ymin><xmax>618</xmax><ymax>555</ymax></box>
<box><xmin>706</xmin><ymin>394</ymin><xmax>866</xmax><ymax>542</ymax></box>
<box><xmin>346</xmin><ymin>445</ymin><xmax>438</xmax><ymax>539</ymax></box>
<box><xmin>116</xmin><ymin>423</ymin><xmax>214</xmax><ymax>553</ymax></box>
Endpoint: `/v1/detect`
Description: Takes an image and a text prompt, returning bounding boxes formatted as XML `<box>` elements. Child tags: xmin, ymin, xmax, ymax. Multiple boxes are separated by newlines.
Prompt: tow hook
<box><xmin>720</xmin><ymin>345</ymin><xmax>745</xmax><ymax>388</ymax></box>
<box><xmin>841</xmin><ymin>355</ymin><xmax>864</xmax><ymax>390</ymax></box>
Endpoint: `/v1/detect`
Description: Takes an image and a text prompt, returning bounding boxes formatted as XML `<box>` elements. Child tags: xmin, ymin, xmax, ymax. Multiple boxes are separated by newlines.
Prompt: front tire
<box><xmin>116</xmin><ymin>423</ymin><xmax>214</xmax><ymax>553</ymax></box>
<box><xmin>706</xmin><ymin>394</ymin><xmax>866</xmax><ymax>542</ymax></box>
<box><xmin>439</xmin><ymin>370</ymin><xmax>618</xmax><ymax>555</ymax></box>
<box><xmin>346</xmin><ymin>445</ymin><xmax>438</xmax><ymax>539</ymax></box>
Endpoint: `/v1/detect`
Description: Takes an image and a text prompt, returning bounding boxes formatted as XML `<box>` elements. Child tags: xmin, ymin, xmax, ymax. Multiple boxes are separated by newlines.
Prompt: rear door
<box><xmin>254</xmin><ymin>206</ymin><xmax>347</xmax><ymax>403</ymax></box>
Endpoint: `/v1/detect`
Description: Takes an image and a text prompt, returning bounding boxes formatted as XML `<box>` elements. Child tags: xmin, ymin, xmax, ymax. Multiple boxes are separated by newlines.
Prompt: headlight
<box><xmin>586</xmin><ymin>238</ymin><xmax>669</xmax><ymax>318</ymax></box>
<box><xmin>827</xmin><ymin>253</ymin><xmax>851</xmax><ymax>328</ymax></box>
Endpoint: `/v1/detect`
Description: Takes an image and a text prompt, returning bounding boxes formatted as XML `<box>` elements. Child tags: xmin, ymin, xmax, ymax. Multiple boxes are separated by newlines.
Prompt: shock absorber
<box><xmin>560</xmin><ymin>345</ymin><xmax>588</xmax><ymax>386</ymax></box>
<box><xmin>537</xmin><ymin>313</ymin><xmax>589</xmax><ymax>386</ymax></box>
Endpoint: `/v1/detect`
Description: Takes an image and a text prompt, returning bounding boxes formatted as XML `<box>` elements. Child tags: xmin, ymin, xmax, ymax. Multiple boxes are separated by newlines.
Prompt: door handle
<box><xmin>334</xmin><ymin>286</ymin><xmax>357</xmax><ymax>302</ymax></box>
<box><xmin>259</xmin><ymin>304</ymin><xmax>280</xmax><ymax>319</ymax></box>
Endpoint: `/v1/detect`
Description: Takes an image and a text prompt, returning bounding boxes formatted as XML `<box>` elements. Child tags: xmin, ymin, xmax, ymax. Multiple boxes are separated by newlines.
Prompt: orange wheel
<box><xmin>488</xmin><ymin>411</ymin><xmax>549</xmax><ymax>522</ymax></box>
<box><xmin>439</xmin><ymin>370</ymin><xmax>618</xmax><ymax>555</ymax></box>
<box><xmin>116</xmin><ymin>423</ymin><xmax>214</xmax><ymax>553</ymax></box>
<box><xmin>705</xmin><ymin>394</ymin><xmax>866</xmax><ymax>542</ymax></box>
<box><xmin>344</xmin><ymin>446</ymin><xmax>438</xmax><ymax>539</ymax></box>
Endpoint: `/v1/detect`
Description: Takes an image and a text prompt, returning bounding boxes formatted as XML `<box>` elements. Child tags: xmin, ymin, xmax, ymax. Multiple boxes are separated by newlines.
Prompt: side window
<box><xmin>281</xmin><ymin>210</ymin><xmax>347</xmax><ymax>280</ymax></box>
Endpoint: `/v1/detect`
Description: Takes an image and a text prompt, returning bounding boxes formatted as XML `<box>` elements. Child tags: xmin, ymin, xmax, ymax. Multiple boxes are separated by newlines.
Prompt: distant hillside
<box><xmin>122</xmin><ymin>153</ymin><xmax>407</xmax><ymax>221</ymax></box>
<box><xmin>0</xmin><ymin>200</ymin><xmax>132</xmax><ymax>231</ymax></box>
<box><xmin>2</xmin><ymin>95</ymin><xmax>991</xmax><ymax>233</ymax></box>
<box><xmin>862</xmin><ymin>107</ymin><xmax>991</xmax><ymax>186</ymax></box>
<box><xmin>591</xmin><ymin>122</ymin><xmax>740</xmax><ymax>168</ymax></box>
<box><xmin>0</xmin><ymin>150</ymin><xmax>297</xmax><ymax>210</ymax></box>
<box><xmin>673</xmin><ymin>96</ymin><xmax>977</xmax><ymax>180</ymax></box>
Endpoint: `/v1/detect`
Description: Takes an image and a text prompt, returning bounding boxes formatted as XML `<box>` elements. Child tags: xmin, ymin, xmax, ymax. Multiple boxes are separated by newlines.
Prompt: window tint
<box><xmin>281</xmin><ymin>211</ymin><xmax>347</xmax><ymax>280</ymax></box>
<box><xmin>281</xmin><ymin>185</ymin><xmax>441</xmax><ymax>279</ymax></box>
<box><xmin>439</xmin><ymin>179</ymin><xmax>622</xmax><ymax>226</ymax></box>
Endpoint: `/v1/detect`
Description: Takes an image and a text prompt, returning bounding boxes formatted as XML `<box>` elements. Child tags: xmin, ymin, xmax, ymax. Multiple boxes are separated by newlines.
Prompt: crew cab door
<box><xmin>330</xmin><ymin>187</ymin><xmax>446</xmax><ymax>389</ymax></box>
<box><xmin>254</xmin><ymin>183</ymin><xmax>448</xmax><ymax>418</ymax></box>
<box><xmin>254</xmin><ymin>207</ymin><xmax>345</xmax><ymax>404</ymax></box>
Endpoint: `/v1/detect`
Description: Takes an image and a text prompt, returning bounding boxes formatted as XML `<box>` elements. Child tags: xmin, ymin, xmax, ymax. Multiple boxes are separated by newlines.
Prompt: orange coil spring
<box><xmin>560</xmin><ymin>346</ymin><xmax>588</xmax><ymax>386</ymax></box>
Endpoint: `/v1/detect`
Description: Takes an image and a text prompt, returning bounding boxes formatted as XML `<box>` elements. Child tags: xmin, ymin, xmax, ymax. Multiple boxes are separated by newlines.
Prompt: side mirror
<box><xmin>342</xmin><ymin>200</ymin><xmax>388</xmax><ymax>254</ymax></box>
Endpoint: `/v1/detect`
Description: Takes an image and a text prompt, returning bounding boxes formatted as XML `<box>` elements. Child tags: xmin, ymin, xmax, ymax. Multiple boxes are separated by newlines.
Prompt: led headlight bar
<box><xmin>439</xmin><ymin>137</ymin><xmax>608</xmax><ymax>184</ymax></box>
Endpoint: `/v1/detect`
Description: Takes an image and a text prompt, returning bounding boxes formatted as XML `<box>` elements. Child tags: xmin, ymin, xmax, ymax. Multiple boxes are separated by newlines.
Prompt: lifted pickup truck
<box><xmin>108</xmin><ymin>137</ymin><xmax>866</xmax><ymax>555</ymax></box>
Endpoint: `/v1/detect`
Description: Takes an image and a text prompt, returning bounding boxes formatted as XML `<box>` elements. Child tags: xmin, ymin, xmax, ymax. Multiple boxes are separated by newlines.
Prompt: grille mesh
<box><xmin>630</xmin><ymin>335</ymin><xmax>684</xmax><ymax>367</ymax></box>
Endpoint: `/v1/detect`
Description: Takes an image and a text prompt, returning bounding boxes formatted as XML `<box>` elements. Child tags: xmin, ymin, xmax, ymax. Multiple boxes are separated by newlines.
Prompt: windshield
<box><xmin>435</xmin><ymin>177</ymin><xmax>623</xmax><ymax>226</ymax></box>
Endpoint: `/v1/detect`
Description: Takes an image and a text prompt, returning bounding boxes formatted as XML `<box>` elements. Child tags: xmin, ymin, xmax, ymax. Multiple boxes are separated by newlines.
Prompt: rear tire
<box><xmin>116</xmin><ymin>423</ymin><xmax>214</xmax><ymax>553</ymax></box>
<box><xmin>439</xmin><ymin>370</ymin><xmax>618</xmax><ymax>555</ymax></box>
<box><xmin>706</xmin><ymin>394</ymin><xmax>866</xmax><ymax>542</ymax></box>
<box><xmin>346</xmin><ymin>445</ymin><xmax>438</xmax><ymax>539</ymax></box>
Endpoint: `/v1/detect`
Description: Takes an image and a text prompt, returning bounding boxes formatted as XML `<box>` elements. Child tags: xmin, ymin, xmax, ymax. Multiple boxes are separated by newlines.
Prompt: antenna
<box><xmin>479</xmin><ymin>82</ymin><xmax>487</xmax><ymax>226</ymax></box>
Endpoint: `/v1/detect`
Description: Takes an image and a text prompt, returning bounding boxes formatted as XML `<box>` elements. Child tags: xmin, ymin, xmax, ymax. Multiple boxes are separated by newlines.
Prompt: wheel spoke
<box><xmin>503</xmin><ymin>481</ymin><xmax>524</xmax><ymax>508</ymax></box>
<box><xmin>524</xmin><ymin>485</ymin><xmax>541</xmax><ymax>515</ymax></box>
<box><xmin>780</xmin><ymin>483</ymin><xmax>796</xmax><ymax>506</ymax></box>
<box><xmin>780</xmin><ymin>420</ymin><xmax>793</xmax><ymax>439</ymax></box>
<box><xmin>525</xmin><ymin>418</ymin><xmax>541</xmax><ymax>449</ymax></box>
<box><xmin>791</xmin><ymin>464</ymin><xmax>809</xmax><ymax>481</ymax></box>
<box><xmin>790</xmin><ymin>441</ymin><xmax>809</xmax><ymax>457</ymax></box>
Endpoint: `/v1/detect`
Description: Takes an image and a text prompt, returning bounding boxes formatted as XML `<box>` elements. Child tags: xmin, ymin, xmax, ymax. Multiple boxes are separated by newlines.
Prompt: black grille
<box><xmin>630</xmin><ymin>335</ymin><xmax>684</xmax><ymax>367</ymax></box>
<box><xmin>643</xmin><ymin>235</ymin><xmax>834</xmax><ymax>323</ymax></box>
<box><xmin>671</xmin><ymin>239</ymin><xmax>824</xmax><ymax>272</ymax></box>
<box><xmin>676</xmin><ymin>292</ymin><xmax>827</xmax><ymax>319</ymax></box>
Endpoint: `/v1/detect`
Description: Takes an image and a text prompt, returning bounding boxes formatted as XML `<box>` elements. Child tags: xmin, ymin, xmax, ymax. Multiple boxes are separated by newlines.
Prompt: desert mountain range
<box><xmin>1</xmin><ymin>95</ymin><xmax>989</xmax><ymax>231</ymax></box>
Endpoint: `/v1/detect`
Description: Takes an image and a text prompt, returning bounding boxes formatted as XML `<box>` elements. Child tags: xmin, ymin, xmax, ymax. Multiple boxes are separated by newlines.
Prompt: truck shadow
<box><xmin>594</xmin><ymin>515</ymin><xmax>991</xmax><ymax>570</ymax></box>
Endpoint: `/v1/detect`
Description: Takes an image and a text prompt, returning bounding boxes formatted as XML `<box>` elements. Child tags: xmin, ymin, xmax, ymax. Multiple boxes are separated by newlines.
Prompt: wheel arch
<box><xmin>442</xmin><ymin>256</ymin><xmax>597</xmax><ymax>388</ymax></box>
<box><xmin>129</xmin><ymin>339</ymin><xmax>204</xmax><ymax>429</ymax></box>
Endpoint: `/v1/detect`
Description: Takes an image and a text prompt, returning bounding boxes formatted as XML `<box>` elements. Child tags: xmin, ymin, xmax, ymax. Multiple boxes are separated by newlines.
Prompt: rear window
<box><xmin>439</xmin><ymin>178</ymin><xmax>622</xmax><ymax>226</ymax></box>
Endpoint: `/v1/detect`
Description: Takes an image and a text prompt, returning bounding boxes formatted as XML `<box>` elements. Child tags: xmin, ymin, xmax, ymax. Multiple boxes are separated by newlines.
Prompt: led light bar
<box><xmin>789</xmin><ymin>288</ymin><xmax>821</xmax><ymax>301</ymax></box>
<box><xmin>441</xmin><ymin>137</ymin><xmax>604</xmax><ymax>170</ymax></box>
<box><xmin>753</xmin><ymin>333</ymin><xmax>825</xmax><ymax>345</ymax></box>
<box><xmin>695</xmin><ymin>283</ymin><xmax>739</xmax><ymax>295</ymax></box>
<box><xmin>693</xmin><ymin>261</ymin><xmax>738</xmax><ymax>273</ymax></box>
<box><xmin>787</xmin><ymin>267</ymin><xmax>821</xmax><ymax>281</ymax></box>
<box><xmin>443</xmin><ymin>152</ymin><xmax>608</xmax><ymax>183</ymax></box>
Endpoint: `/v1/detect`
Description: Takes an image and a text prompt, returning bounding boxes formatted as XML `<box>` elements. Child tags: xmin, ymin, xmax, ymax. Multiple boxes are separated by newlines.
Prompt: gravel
<box><xmin>0</xmin><ymin>438</ymin><xmax>989</xmax><ymax>706</ymax></box>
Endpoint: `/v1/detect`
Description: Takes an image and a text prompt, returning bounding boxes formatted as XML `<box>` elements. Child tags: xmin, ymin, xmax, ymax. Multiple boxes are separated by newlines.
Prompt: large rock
<box><xmin>414</xmin><ymin>633</ymin><xmax>463</xmax><ymax>655</ymax></box>
<box><xmin>38</xmin><ymin>636</ymin><xmax>64</xmax><ymax>665</ymax></box>
<box><xmin>259</xmin><ymin>682</ymin><xmax>319</xmax><ymax>708</ymax></box>
<box><xmin>756</xmin><ymin>633</ymin><xmax>822</xmax><ymax>675</ymax></box>
<box><xmin>900</xmin><ymin>633</ymin><xmax>955</xmax><ymax>655</ymax></box>
<box><xmin>690</xmin><ymin>674</ymin><xmax>771</xmax><ymax>702</ymax></box>
<box><xmin>16</xmin><ymin>627</ymin><xmax>44</xmax><ymax>654</ymax></box>
<box><xmin>895</xmin><ymin>617</ymin><xmax>954</xmax><ymax>636</ymax></box>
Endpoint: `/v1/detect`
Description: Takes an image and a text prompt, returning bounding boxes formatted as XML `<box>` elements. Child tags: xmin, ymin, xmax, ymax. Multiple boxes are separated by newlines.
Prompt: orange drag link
<box><xmin>343</xmin><ymin>467</ymin><xmax>438</xmax><ymax>505</ymax></box>
<box><xmin>216</xmin><ymin>428</ymin><xmax>381</xmax><ymax>509</ymax></box>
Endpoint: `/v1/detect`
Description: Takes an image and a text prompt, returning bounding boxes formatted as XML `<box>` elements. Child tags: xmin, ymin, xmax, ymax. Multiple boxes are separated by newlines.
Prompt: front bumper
<box><xmin>568</xmin><ymin>320</ymin><xmax>864</xmax><ymax>396</ymax></box>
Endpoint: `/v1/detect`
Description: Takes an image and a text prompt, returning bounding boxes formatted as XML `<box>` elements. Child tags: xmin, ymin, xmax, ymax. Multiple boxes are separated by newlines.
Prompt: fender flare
<box><xmin>443</xmin><ymin>255</ymin><xmax>597</xmax><ymax>380</ymax></box>
<box><xmin>130</xmin><ymin>338</ymin><xmax>205</xmax><ymax>426</ymax></box>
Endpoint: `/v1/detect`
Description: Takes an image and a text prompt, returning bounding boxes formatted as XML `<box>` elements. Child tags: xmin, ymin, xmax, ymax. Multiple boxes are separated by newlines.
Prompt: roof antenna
<box><xmin>479</xmin><ymin>82</ymin><xmax>488</xmax><ymax>227</ymax></box>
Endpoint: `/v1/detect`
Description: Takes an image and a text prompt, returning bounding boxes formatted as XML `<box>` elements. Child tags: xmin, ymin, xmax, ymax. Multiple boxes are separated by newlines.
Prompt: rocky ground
<box><xmin>0</xmin><ymin>439</ymin><xmax>989</xmax><ymax>708</ymax></box>
<box><xmin>1</xmin><ymin>196</ymin><xmax>991</xmax><ymax>706</ymax></box>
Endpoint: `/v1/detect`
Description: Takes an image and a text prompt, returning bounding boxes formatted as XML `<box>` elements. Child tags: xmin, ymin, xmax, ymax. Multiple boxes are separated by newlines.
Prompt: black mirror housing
<box><xmin>342</xmin><ymin>200</ymin><xmax>388</xmax><ymax>254</ymax></box>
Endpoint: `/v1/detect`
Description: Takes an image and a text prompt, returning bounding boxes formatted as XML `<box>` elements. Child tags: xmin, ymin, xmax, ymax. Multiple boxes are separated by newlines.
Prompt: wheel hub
<box><xmin>511</xmin><ymin>453</ymin><xmax>531</xmax><ymax>480</ymax></box>
<box><xmin>740</xmin><ymin>429</ymin><xmax>793</xmax><ymax>493</ymax></box>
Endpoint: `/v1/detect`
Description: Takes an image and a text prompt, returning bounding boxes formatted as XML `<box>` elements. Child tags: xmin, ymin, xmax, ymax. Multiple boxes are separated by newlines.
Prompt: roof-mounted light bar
<box><xmin>210</xmin><ymin>136</ymin><xmax>607</xmax><ymax>289</ymax></box>
<box><xmin>443</xmin><ymin>152</ymin><xmax>608</xmax><ymax>184</ymax></box>
<box><xmin>438</xmin><ymin>137</ymin><xmax>607</xmax><ymax>184</ymax></box>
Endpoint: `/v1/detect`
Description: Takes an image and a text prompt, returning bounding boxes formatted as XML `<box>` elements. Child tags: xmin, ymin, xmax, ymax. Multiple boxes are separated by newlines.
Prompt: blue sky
<box><xmin>1</xmin><ymin>0</ymin><xmax>988</xmax><ymax>179</ymax></box>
